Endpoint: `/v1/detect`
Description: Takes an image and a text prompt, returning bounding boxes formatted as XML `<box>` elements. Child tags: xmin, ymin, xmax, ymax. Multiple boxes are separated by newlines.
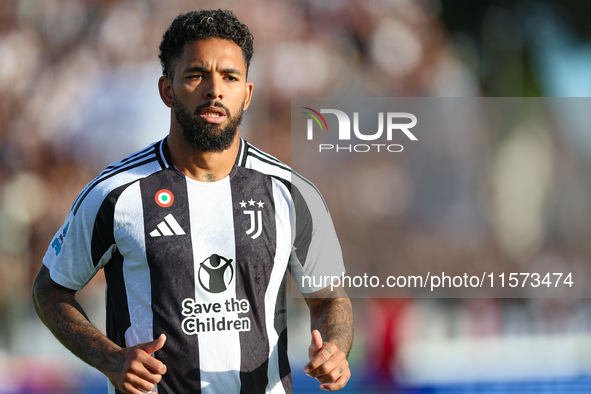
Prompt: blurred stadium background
<box><xmin>1</xmin><ymin>0</ymin><xmax>591</xmax><ymax>392</ymax></box>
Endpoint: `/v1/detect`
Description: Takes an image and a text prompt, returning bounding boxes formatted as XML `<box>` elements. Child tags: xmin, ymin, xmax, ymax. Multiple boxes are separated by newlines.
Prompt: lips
<box><xmin>199</xmin><ymin>106</ymin><xmax>226</xmax><ymax>124</ymax></box>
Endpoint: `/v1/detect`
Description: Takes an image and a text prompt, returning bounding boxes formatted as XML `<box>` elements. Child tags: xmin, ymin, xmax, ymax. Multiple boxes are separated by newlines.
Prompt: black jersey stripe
<box><xmin>274</xmin><ymin>271</ymin><xmax>293</xmax><ymax>393</ymax></box>
<box><xmin>231</xmin><ymin>167</ymin><xmax>276</xmax><ymax>392</ymax></box>
<box><xmin>287</xmin><ymin>182</ymin><xmax>313</xmax><ymax>269</ymax></box>
<box><xmin>91</xmin><ymin>182</ymin><xmax>134</xmax><ymax>267</ymax></box>
<box><xmin>106</xmin><ymin>249</ymin><xmax>131</xmax><ymax>394</ymax></box>
<box><xmin>104</xmin><ymin>249</ymin><xmax>129</xmax><ymax>347</ymax></box>
<box><xmin>73</xmin><ymin>157</ymin><xmax>159</xmax><ymax>215</ymax></box>
<box><xmin>266</xmin><ymin>176</ymin><xmax>313</xmax><ymax>268</ymax></box>
<box><xmin>141</xmin><ymin>168</ymin><xmax>201</xmax><ymax>393</ymax></box>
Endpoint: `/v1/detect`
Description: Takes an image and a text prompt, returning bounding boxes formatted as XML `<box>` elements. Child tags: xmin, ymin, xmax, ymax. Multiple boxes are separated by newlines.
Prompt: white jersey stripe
<box><xmin>113</xmin><ymin>182</ymin><xmax>154</xmax><ymax>351</ymax></box>
<box><xmin>186</xmin><ymin>178</ymin><xmax>242</xmax><ymax>393</ymax></box>
<box><xmin>265</xmin><ymin>181</ymin><xmax>293</xmax><ymax>393</ymax></box>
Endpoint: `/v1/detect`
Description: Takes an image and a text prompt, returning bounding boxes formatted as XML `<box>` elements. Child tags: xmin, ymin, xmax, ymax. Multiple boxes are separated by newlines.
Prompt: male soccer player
<box><xmin>32</xmin><ymin>9</ymin><xmax>353</xmax><ymax>394</ymax></box>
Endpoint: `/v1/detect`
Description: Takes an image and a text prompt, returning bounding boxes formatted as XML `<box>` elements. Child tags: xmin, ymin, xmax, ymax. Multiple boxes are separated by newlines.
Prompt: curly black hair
<box><xmin>158</xmin><ymin>9</ymin><xmax>254</xmax><ymax>80</ymax></box>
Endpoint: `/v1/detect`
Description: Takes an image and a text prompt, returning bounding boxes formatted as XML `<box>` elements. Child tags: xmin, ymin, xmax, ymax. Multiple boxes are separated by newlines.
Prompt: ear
<box><xmin>242</xmin><ymin>81</ymin><xmax>254</xmax><ymax>111</ymax></box>
<box><xmin>159</xmin><ymin>76</ymin><xmax>174</xmax><ymax>108</ymax></box>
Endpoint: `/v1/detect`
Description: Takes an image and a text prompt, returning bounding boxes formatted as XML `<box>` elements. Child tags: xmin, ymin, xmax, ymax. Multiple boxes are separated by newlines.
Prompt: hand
<box><xmin>304</xmin><ymin>330</ymin><xmax>350</xmax><ymax>391</ymax></box>
<box><xmin>105</xmin><ymin>334</ymin><xmax>168</xmax><ymax>394</ymax></box>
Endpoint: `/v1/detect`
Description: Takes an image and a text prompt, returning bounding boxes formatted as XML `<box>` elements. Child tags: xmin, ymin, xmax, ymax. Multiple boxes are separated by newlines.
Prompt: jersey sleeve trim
<box><xmin>46</xmin><ymin>264</ymin><xmax>91</xmax><ymax>291</ymax></box>
<box><xmin>72</xmin><ymin>140</ymin><xmax>167</xmax><ymax>215</ymax></box>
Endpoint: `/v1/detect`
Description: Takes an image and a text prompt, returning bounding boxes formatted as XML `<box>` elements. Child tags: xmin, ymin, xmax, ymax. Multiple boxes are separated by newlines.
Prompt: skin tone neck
<box><xmin>158</xmin><ymin>38</ymin><xmax>254</xmax><ymax>182</ymax></box>
<box><xmin>166</xmin><ymin>129</ymin><xmax>240</xmax><ymax>182</ymax></box>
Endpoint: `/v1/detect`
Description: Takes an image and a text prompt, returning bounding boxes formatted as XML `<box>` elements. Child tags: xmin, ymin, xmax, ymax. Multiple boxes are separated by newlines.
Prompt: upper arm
<box><xmin>32</xmin><ymin>264</ymin><xmax>80</xmax><ymax>322</ymax></box>
<box><xmin>32</xmin><ymin>265</ymin><xmax>76</xmax><ymax>303</ymax></box>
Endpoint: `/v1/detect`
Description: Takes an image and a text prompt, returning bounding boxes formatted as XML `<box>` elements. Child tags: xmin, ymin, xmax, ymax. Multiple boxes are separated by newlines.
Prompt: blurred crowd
<box><xmin>1</xmin><ymin>0</ymin><xmax>591</xmax><ymax>391</ymax></box>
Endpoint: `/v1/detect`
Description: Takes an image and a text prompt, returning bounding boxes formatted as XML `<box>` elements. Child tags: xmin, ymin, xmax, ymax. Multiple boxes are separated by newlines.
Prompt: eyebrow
<box><xmin>184</xmin><ymin>66</ymin><xmax>243</xmax><ymax>76</ymax></box>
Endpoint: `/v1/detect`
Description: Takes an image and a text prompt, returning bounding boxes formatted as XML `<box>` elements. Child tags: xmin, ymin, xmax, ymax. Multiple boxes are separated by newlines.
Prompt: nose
<box><xmin>204</xmin><ymin>75</ymin><xmax>222</xmax><ymax>100</ymax></box>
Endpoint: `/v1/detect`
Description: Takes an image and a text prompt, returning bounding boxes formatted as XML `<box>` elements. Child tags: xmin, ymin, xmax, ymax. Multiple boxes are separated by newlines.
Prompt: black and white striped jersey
<box><xmin>43</xmin><ymin>138</ymin><xmax>345</xmax><ymax>394</ymax></box>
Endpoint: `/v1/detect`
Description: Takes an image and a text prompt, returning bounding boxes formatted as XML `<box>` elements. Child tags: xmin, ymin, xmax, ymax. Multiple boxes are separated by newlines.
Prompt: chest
<box><xmin>113</xmin><ymin>169</ymin><xmax>290</xmax><ymax>277</ymax></box>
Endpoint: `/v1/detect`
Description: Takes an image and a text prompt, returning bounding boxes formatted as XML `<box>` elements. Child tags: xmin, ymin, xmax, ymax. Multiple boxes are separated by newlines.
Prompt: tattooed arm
<box><xmin>304</xmin><ymin>285</ymin><xmax>353</xmax><ymax>391</ymax></box>
<box><xmin>32</xmin><ymin>265</ymin><xmax>167</xmax><ymax>394</ymax></box>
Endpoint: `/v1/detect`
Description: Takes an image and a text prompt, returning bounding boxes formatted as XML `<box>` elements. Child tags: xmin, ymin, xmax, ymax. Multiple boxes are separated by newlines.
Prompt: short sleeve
<box><xmin>288</xmin><ymin>174</ymin><xmax>345</xmax><ymax>294</ymax></box>
<box><xmin>43</xmin><ymin>182</ymin><xmax>120</xmax><ymax>291</ymax></box>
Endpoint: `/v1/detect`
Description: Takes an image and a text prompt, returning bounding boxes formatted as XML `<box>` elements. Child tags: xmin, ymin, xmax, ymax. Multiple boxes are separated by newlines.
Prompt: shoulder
<box><xmin>238</xmin><ymin>139</ymin><xmax>291</xmax><ymax>181</ymax></box>
<box><xmin>239</xmin><ymin>139</ymin><xmax>329</xmax><ymax>212</ymax></box>
<box><xmin>70</xmin><ymin>139</ymin><xmax>171</xmax><ymax>217</ymax></box>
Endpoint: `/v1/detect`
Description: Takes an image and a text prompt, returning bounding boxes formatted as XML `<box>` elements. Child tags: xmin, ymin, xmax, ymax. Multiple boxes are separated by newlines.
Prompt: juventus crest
<box><xmin>239</xmin><ymin>198</ymin><xmax>265</xmax><ymax>240</ymax></box>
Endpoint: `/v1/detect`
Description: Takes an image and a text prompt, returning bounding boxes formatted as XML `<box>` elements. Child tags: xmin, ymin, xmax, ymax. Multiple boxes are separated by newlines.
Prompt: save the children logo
<box><xmin>303</xmin><ymin>106</ymin><xmax>417</xmax><ymax>153</ymax></box>
<box><xmin>198</xmin><ymin>253</ymin><xmax>234</xmax><ymax>293</ymax></box>
<box><xmin>183</xmin><ymin>253</ymin><xmax>251</xmax><ymax>335</ymax></box>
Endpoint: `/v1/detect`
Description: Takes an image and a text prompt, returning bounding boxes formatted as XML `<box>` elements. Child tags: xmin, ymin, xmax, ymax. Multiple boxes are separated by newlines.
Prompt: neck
<box><xmin>167</xmin><ymin>130</ymin><xmax>240</xmax><ymax>182</ymax></box>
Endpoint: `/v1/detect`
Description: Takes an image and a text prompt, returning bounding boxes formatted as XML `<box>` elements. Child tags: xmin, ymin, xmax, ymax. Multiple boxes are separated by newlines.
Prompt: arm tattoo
<box><xmin>306</xmin><ymin>286</ymin><xmax>354</xmax><ymax>357</ymax></box>
<box><xmin>32</xmin><ymin>266</ymin><xmax>125</xmax><ymax>374</ymax></box>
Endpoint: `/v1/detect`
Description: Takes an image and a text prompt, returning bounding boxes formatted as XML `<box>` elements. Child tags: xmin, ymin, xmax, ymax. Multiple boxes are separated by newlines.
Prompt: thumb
<box><xmin>139</xmin><ymin>333</ymin><xmax>167</xmax><ymax>355</ymax></box>
<box><xmin>308</xmin><ymin>330</ymin><xmax>323</xmax><ymax>359</ymax></box>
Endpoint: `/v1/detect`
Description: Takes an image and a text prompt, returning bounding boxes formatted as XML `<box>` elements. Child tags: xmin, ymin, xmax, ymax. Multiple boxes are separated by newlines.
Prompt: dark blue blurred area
<box><xmin>9</xmin><ymin>372</ymin><xmax>591</xmax><ymax>394</ymax></box>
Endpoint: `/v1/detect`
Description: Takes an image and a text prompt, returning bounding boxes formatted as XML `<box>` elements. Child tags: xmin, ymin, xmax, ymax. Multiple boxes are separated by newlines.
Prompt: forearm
<box><xmin>32</xmin><ymin>266</ymin><xmax>124</xmax><ymax>376</ymax></box>
<box><xmin>307</xmin><ymin>288</ymin><xmax>354</xmax><ymax>357</ymax></box>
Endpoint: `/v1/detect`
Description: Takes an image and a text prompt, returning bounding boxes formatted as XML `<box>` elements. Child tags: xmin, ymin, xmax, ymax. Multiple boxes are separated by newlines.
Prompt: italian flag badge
<box><xmin>155</xmin><ymin>189</ymin><xmax>174</xmax><ymax>207</ymax></box>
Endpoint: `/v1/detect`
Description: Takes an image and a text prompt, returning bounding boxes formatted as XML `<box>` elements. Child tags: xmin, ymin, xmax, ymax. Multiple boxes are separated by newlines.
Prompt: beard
<box><xmin>173</xmin><ymin>95</ymin><xmax>244</xmax><ymax>152</ymax></box>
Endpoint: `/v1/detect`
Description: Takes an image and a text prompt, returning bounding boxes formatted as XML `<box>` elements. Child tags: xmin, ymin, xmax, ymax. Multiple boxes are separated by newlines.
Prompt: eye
<box><xmin>225</xmin><ymin>75</ymin><xmax>239</xmax><ymax>82</ymax></box>
<box><xmin>188</xmin><ymin>74</ymin><xmax>203</xmax><ymax>80</ymax></box>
